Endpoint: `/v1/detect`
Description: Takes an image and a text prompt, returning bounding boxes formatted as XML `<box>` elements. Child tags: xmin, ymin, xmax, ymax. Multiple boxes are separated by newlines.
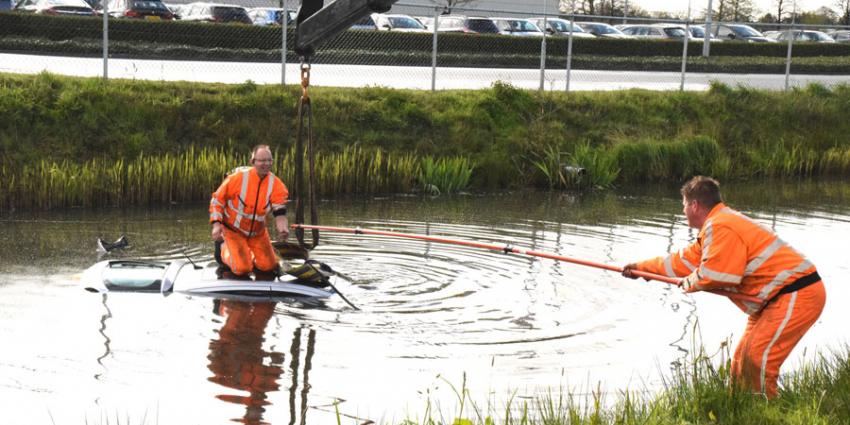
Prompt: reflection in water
<box><xmin>95</xmin><ymin>294</ymin><xmax>112</xmax><ymax>380</ymax></box>
<box><xmin>207</xmin><ymin>300</ymin><xmax>317</xmax><ymax>425</ymax></box>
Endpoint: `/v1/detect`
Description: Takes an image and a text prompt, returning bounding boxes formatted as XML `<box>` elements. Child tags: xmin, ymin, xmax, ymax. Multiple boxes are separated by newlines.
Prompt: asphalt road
<box><xmin>3</xmin><ymin>52</ymin><xmax>849</xmax><ymax>91</ymax></box>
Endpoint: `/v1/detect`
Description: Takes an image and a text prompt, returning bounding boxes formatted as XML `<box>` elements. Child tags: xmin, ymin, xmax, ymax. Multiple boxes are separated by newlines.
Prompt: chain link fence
<box><xmin>1</xmin><ymin>0</ymin><xmax>849</xmax><ymax>90</ymax></box>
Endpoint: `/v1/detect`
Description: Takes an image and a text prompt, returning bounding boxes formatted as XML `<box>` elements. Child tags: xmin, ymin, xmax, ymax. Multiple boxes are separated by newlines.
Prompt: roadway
<box><xmin>2</xmin><ymin>52</ymin><xmax>850</xmax><ymax>90</ymax></box>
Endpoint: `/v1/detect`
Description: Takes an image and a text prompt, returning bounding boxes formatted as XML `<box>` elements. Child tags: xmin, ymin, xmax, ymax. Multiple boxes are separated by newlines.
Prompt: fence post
<box><xmin>681</xmin><ymin>21</ymin><xmax>690</xmax><ymax>91</ymax></box>
<box><xmin>431</xmin><ymin>10</ymin><xmax>439</xmax><ymax>92</ymax></box>
<box><xmin>565</xmin><ymin>14</ymin><xmax>574</xmax><ymax>93</ymax></box>
<box><xmin>785</xmin><ymin>8</ymin><xmax>797</xmax><ymax>91</ymax></box>
<box><xmin>102</xmin><ymin>1</ymin><xmax>108</xmax><ymax>80</ymax></box>
<box><xmin>282</xmin><ymin>7</ymin><xmax>288</xmax><ymax>86</ymax></box>
<box><xmin>539</xmin><ymin>14</ymin><xmax>547</xmax><ymax>92</ymax></box>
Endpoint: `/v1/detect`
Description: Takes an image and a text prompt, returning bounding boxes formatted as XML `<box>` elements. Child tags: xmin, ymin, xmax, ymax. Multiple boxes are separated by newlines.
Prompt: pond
<box><xmin>1</xmin><ymin>180</ymin><xmax>848</xmax><ymax>424</ymax></box>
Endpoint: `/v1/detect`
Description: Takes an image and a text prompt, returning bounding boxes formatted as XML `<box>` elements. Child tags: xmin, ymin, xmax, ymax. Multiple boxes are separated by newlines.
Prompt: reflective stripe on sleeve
<box><xmin>663</xmin><ymin>255</ymin><xmax>675</xmax><ymax>277</ymax></box>
<box><xmin>210</xmin><ymin>212</ymin><xmax>223</xmax><ymax>221</ymax></box>
<box><xmin>678</xmin><ymin>249</ymin><xmax>697</xmax><ymax>272</ymax></box>
<box><xmin>745</xmin><ymin>237</ymin><xmax>785</xmax><ymax>275</ymax></box>
<box><xmin>699</xmin><ymin>265</ymin><xmax>743</xmax><ymax>284</ymax></box>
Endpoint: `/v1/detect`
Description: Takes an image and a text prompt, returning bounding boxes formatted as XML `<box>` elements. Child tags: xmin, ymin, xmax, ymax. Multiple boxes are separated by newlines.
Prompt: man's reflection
<box><xmin>207</xmin><ymin>300</ymin><xmax>317</xmax><ymax>425</ymax></box>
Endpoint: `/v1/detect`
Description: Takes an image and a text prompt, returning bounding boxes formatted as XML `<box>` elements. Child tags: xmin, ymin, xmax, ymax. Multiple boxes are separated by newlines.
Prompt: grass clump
<box><xmin>399</xmin><ymin>345</ymin><xmax>850</xmax><ymax>425</ymax></box>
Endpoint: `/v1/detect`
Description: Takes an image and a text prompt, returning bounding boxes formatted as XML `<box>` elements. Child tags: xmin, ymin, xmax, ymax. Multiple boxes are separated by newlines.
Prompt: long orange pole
<box><xmin>291</xmin><ymin>224</ymin><xmax>762</xmax><ymax>304</ymax></box>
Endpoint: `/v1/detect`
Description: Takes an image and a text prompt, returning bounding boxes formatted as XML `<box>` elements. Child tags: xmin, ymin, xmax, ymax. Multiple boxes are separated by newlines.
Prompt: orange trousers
<box><xmin>731</xmin><ymin>281</ymin><xmax>826</xmax><ymax>398</ymax></box>
<box><xmin>221</xmin><ymin>226</ymin><xmax>278</xmax><ymax>276</ymax></box>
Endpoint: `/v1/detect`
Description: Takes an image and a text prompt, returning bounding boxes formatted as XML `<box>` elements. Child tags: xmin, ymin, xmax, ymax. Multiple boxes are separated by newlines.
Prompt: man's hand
<box><xmin>680</xmin><ymin>272</ymin><xmax>700</xmax><ymax>293</ymax></box>
<box><xmin>275</xmin><ymin>216</ymin><xmax>290</xmax><ymax>241</ymax></box>
<box><xmin>622</xmin><ymin>263</ymin><xmax>639</xmax><ymax>279</ymax></box>
<box><xmin>211</xmin><ymin>222</ymin><xmax>224</xmax><ymax>242</ymax></box>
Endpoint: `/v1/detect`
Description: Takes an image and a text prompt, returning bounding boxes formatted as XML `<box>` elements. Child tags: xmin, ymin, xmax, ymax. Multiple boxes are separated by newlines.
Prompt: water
<box><xmin>1</xmin><ymin>181</ymin><xmax>848</xmax><ymax>424</ymax></box>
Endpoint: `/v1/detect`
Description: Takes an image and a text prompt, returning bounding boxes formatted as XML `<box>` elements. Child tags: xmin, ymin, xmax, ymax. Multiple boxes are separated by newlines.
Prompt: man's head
<box><xmin>251</xmin><ymin>145</ymin><xmax>273</xmax><ymax>176</ymax></box>
<box><xmin>680</xmin><ymin>176</ymin><xmax>722</xmax><ymax>229</ymax></box>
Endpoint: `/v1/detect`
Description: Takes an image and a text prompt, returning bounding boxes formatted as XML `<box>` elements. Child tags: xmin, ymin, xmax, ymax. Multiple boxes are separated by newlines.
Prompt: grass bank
<box><xmin>400</xmin><ymin>345</ymin><xmax>850</xmax><ymax>425</ymax></box>
<box><xmin>2</xmin><ymin>73</ymin><xmax>850</xmax><ymax>210</ymax></box>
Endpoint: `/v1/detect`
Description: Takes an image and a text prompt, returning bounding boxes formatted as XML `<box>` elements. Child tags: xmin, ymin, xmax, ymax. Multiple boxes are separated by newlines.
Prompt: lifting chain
<box><xmin>294</xmin><ymin>60</ymin><xmax>319</xmax><ymax>250</ymax></box>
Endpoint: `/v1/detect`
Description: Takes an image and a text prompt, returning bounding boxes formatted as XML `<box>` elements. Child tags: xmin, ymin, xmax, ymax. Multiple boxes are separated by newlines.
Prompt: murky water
<box><xmin>1</xmin><ymin>181</ymin><xmax>848</xmax><ymax>424</ymax></box>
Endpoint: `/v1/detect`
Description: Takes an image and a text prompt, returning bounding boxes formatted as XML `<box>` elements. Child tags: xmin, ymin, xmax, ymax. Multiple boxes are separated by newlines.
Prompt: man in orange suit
<box><xmin>623</xmin><ymin>176</ymin><xmax>826</xmax><ymax>398</ymax></box>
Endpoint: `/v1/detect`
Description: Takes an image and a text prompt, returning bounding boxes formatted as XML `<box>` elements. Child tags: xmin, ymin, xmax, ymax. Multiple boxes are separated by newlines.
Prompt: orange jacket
<box><xmin>209</xmin><ymin>167</ymin><xmax>289</xmax><ymax>237</ymax></box>
<box><xmin>636</xmin><ymin>203</ymin><xmax>816</xmax><ymax>315</ymax></box>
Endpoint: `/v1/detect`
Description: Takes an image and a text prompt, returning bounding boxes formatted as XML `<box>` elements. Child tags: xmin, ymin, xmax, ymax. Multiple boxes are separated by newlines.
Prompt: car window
<box><xmin>132</xmin><ymin>0</ymin><xmax>166</xmax><ymax>10</ymax></box>
<box><xmin>732</xmin><ymin>25</ymin><xmax>761</xmax><ymax>37</ymax></box>
<box><xmin>385</xmin><ymin>16</ymin><xmax>422</xmax><ymax>29</ymax></box>
<box><xmin>664</xmin><ymin>28</ymin><xmax>686</xmax><ymax>37</ymax></box>
<box><xmin>691</xmin><ymin>27</ymin><xmax>705</xmax><ymax>37</ymax></box>
<box><xmin>467</xmin><ymin>18</ymin><xmax>498</xmax><ymax>33</ymax></box>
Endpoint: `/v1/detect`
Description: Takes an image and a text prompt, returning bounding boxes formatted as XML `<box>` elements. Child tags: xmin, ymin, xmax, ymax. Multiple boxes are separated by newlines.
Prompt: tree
<box><xmin>427</xmin><ymin>0</ymin><xmax>478</xmax><ymax>14</ymax></box>
<box><xmin>774</xmin><ymin>0</ymin><xmax>787</xmax><ymax>22</ymax></box>
<box><xmin>799</xmin><ymin>7</ymin><xmax>838</xmax><ymax>24</ymax></box>
<box><xmin>728</xmin><ymin>0</ymin><xmax>756</xmax><ymax>21</ymax></box>
<box><xmin>837</xmin><ymin>0</ymin><xmax>850</xmax><ymax>25</ymax></box>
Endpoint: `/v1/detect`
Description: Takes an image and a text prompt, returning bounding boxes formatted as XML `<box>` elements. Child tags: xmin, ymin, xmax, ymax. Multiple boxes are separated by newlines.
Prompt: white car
<box><xmin>371</xmin><ymin>13</ymin><xmax>429</xmax><ymax>32</ymax></box>
<box><xmin>530</xmin><ymin>17</ymin><xmax>595</xmax><ymax>38</ymax></box>
<box><xmin>618</xmin><ymin>23</ymin><xmax>690</xmax><ymax>40</ymax></box>
<box><xmin>491</xmin><ymin>17</ymin><xmax>544</xmax><ymax>37</ymax></box>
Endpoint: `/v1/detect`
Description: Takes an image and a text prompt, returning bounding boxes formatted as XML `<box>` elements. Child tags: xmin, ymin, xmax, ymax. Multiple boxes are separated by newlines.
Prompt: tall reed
<box><xmin>0</xmin><ymin>146</ymin><xmax>474</xmax><ymax>211</ymax></box>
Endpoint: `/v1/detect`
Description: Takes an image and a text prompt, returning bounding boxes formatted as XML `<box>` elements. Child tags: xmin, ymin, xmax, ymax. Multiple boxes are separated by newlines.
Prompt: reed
<box><xmin>0</xmin><ymin>146</ymin><xmax>473</xmax><ymax>211</ymax></box>
<box><xmin>418</xmin><ymin>156</ymin><xmax>474</xmax><ymax>195</ymax></box>
<box><xmin>400</xmin><ymin>345</ymin><xmax>850</xmax><ymax>425</ymax></box>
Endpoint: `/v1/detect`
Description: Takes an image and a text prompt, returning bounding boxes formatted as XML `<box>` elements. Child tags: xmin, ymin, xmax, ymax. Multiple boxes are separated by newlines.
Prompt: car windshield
<box><xmin>467</xmin><ymin>19</ymin><xmax>499</xmax><ymax>33</ymax></box>
<box><xmin>664</xmin><ymin>28</ymin><xmax>686</xmax><ymax>37</ymax></box>
<box><xmin>388</xmin><ymin>16</ymin><xmax>424</xmax><ymax>29</ymax></box>
<box><xmin>589</xmin><ymin>24</ymin><xmax>619</xmax><ymax>35</ymax></box>
<box><xmin>812</xmin><ymin>32</ymin><xmax>833</xmax><ymax>41</ymax></box>
<box><xmin>690</xmin><ymin>26</ymin><xmax>705</xmax><ymax>37</ymax></box>
<box><xmin>731</xmin><ymin>25</ymin><xmax>762</xmax><ymax>37</ymax></box>
<box><xmin>508</xmin><ymin>20</ymin><xmax>539</xmax><ymax>32</ymax></box>
<box><xmin>550</xmin><ymin>20</ymin><xmax>584</xmax><ymax>33</ymax></box>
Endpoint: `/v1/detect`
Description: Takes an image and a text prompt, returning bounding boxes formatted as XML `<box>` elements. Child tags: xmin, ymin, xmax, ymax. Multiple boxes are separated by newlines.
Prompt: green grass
<box><xmin>397</xmin><ymin>345</ymin><xmax>850</xmax><ymax>425</ymax></box>
<box><xmin>3</xmin><ymin>73</ymin><xmax>850</xmax><ymax>209</ymax></box>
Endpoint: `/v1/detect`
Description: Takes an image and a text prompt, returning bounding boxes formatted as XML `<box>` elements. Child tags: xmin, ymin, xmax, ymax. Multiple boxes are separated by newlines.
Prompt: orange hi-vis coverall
<box><xmin>210</xmin><ymin>167</ymin><xmax>289</xmax><ymax>276</ymax></box>
<box><xmin>634</xmin><ymin>202</ymin><xmax>826</xmax><ymax>398</ymax></box>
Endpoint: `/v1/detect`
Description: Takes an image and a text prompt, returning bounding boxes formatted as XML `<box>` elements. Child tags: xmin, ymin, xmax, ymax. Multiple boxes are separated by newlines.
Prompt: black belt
<box><xmin>764</xmin><ymin>271</ymin><xmax>821</xmax><ymax>307</ymax></box>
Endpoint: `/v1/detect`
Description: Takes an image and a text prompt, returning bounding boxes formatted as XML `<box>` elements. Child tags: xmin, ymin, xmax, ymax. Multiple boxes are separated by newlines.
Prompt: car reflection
<box><xmin>207</xmin><ymin>300</ymin><xmax>316</xmax><ymax>425</ymax></box>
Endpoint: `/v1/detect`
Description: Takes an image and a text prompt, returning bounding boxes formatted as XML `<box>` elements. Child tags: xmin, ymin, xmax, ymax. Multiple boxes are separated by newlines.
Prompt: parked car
<box><xmin>711</xmin><ymin>23</ymin><xmax>775</xmax><ymax>42</ymax></box>
<box><xmin>14</xmin><ymin>0</ymin><xmax>95</xmax><ymax>15</ymax></box>
<box><xmin>247</xmin><ymin>7</ymin><xmax>294</xmax><ymax>26</ymax></box>
<box><xmin>1</xmin><ymin>0</ymin><xmax>13</xmax><ymax>10</ymax></box>
<box><xmin>350</xmin><ymin>13</ymin><xmax>377</xmax><ymax>30</ymax></box>
<box><xmin>491</xmin><ymin>17</ymin><xmax>544</xmax><ymax>36</ymax></box>
<box><xmin>163</xmin><ymin>2</ymin><xmax>183</xmax><ymax>18</ymax></box>
<box><xmin>103</xmin><ymin>0</ymin><xmax>173</xmax><ymax>20</ymax></box>
<box><xmin>618</xmin><ymin>23</ymin><xmax>690</xmax><ymax>39</ymax></box>
<box><xmin>830</xmin><ymin>30</ymin><xmax>850</xmax><ymax>43</ymax></box>
<box><xmin>762</xmin><ymin>30</ymin><xmax>781</xmax><ymax>40</ymax></box>
<box><xmin>576</xmin><ymin>21</ymin><xmax>631</xmax><ymax>38</ymax></box>
<box><xmin>180</xmin><ymin>2</ymin><xmax>251</xmax><ymax>24</ymax></box>
<box><xmin>774</xmin><ymin>30</ymin><xmax>836</xmax><ymax>43</ymax></box>
<box><xmin>689</xmin><ymin>25</ymin><xmax>722</xmax><ymax>42</ymax></box>
<box><xmin>530</xmin><ymin>17</ymin><xmax>595</xmax><ymax>38</ymax></box>
<box><xmin>371</xmin><ymin>13</ymin><xmax>429</xmax><ymax>32</ymax></box>
<box><xmin>422</xmin><ymin>15</ymin><xmax>500</xmax><ymax>34</ymax></box>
